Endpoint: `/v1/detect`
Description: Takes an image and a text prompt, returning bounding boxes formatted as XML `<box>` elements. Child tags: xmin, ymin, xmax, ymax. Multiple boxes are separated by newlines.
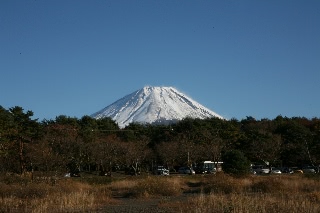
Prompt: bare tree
<box><xmin>155</xmin><ymin>140</ymin><xmax>180</xmax><ymax>170</ymax></box>
<box><xmin>92</xmin><ymin>134</ymin><xmax>124</xmax><ymax>176</ymax></box>
<box><xmin>123</xmin><ymin>136</ymin><xmax>151</xmax><ymax>175</ymax></box>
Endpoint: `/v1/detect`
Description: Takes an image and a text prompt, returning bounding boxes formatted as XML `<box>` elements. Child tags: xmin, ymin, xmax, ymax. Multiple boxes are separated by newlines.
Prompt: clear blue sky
<box><xmin>1</xmin><ymin>0</ymin><xmax>319</xmax><ymax>121</ymax></box>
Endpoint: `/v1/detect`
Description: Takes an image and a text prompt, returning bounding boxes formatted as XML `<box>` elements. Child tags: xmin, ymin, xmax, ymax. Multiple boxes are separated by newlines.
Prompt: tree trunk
<box><xmin>19</xmin><ymin>137</ymin><xmax>26</xmax><ymax>175</ymax></box>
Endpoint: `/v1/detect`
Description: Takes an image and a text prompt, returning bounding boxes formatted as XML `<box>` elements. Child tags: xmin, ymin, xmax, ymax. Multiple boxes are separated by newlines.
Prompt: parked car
<box><xmin>64</xmin><ymin>172</ymin><xmax>80</xmax><ymax>177</ymax></box>
<box><xmin>250</xmin><ymin>169</ymin><xmax>257</xmax><ymax>175</ymax></box>
<box><xmin>178</xmin><ymin>167</ymin><xmax>195</xmax><ymax>175</ymax></box>
<box><xmin>270</xmin><ymin>167</ymin><xmax>282</xmax><ymax>174</ymax></box>
<box><xmin>302</xmin><ymin>166</ymin><xmax>317</xmax><ymax>174</ymax></box>
<box><xmin>252</xmin><ymin>165</ymin><xmax>270</xmax><ymax>174</ymax></box>
<box><xmin>280</xmin><ymin>167</ymin><xmax>294</xmax><ymax>174</ymax></box>
<box><xmin>291</xmin><ymin>167</ymin><xmax>304</xmax><ymax>174</ymax></box>
<box><xmin>153</xmin><ymin>166</ymin><xmax>169</xmax><ymax>176</ymax></box>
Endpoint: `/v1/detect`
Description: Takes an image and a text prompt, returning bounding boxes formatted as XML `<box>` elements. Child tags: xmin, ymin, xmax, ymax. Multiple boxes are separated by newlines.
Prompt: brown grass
<box><xmin>0</xmin><ymin>175</ymin><xmax>112</xmax><ymax>212</ymax></box>
<box><xmin>1</xmin><ymin>173</ymin><xmax>320</xmax><ymax>212</ymax></box>
<box><xmin>171</xmin><ymin>174</ymin><xmax>320</xmax><ymax>213</ymax></box>
<box><xmin>108</xmin><ymin>179</ymin><xmax>138</xmax><ymax>190</ymax></box>
<box><xmin>176</xmin><ymin>192</ymin><xmax>320</xmax><ymax>213</ymax></box>
<box><xmin>130</xmin><ymin>175</ymin><xmax>183</xmax><ymax>198</ymax></box>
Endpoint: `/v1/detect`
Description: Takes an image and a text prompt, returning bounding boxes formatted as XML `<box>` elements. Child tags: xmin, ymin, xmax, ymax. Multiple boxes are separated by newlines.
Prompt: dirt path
<box><xmin>93</xmin><ymin>173</ymin><xmax>201</xmax><ymax>212</ymax></box>
<box><xmin>101</xmin><ymin>198</ymin><xmax>173</xmax><ymax>212</ymax></box>
<box><xmin>99</xmin><ymin>193</ymin><xmax>194</xmax><ymax>212</ymax></box>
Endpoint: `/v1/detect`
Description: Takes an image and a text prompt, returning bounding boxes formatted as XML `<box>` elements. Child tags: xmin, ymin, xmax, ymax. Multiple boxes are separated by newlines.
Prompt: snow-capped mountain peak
<box><xmin>91</xmin><ymin>86</ymin><xmax>223</xmax><ymax>128</ymax></box>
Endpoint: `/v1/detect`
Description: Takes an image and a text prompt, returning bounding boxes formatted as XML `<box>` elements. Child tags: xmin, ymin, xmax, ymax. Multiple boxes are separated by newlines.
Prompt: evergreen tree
<box><xmin>222</xmin><ymin>150</ymin><xmax>251</xmax><ymax>176</ymax></box>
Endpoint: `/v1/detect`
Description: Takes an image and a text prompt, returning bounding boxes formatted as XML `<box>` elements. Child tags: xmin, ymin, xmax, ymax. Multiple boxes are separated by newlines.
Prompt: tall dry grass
<box><xmin>174</xmin><ymin>173</ymin><xmax>320</xmax><ymax>213</ymax></box>
<box><xmin>178</xmin><ymin>192</ymin><xmax>320</xmax><ymax>213</ymax></box>
<box><xmin>0</xmin><ymin>175</ymin><xmax>112</xmax><ymax>212</ymax></box>
<box><xmin>130</xmin><ymin>176</ymin><xmax>184</xmax><ymax>198</ymax></box>
<box><xmin>107</xmin><ymin>175</ymin><xmax>185</xmax><ymax>198</ymax></box>
<box><xmin>1</xmin><ymin>172</ymin><xmax>320</xmax><ymax>212</ymax></box>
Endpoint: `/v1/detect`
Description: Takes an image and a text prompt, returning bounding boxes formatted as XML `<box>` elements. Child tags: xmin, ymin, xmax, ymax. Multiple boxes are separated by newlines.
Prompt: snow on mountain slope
<box><xmin>91</xmin><ymin>86</ymin><xmax>223</xmax><ymax>128</ymax></box>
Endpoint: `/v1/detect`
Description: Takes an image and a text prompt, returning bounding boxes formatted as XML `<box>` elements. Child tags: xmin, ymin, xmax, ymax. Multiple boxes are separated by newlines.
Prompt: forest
<box><xmin>1</xmin><ymin>105</ymin><xmax>320</xmax><ymax>175</ymax></box>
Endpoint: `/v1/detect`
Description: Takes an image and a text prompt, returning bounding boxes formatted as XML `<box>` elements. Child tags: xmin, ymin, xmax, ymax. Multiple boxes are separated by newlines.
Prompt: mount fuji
<box><xmin>91</xmin><ymin>86</ymin><xmax>223</xmax><ymax>128</ymax></box>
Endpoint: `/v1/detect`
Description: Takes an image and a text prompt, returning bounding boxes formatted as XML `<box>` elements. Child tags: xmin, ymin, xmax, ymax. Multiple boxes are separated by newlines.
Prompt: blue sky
<box><xmin>1</xmin><ymin>0</ymin><xmax>319</xmax><ymax>121</ymax></box>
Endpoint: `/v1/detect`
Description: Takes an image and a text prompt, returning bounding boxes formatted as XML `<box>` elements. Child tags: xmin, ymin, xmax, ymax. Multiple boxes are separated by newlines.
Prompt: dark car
<box><xmin>302</xmin><ymin>166</ymin><xmax>317</xmax><ymax>174</ymax></box>
<box><xmin>281</xmin><ymin>167</ymin><xmax>294</xmax><ymax>174</ymax></box>
<box><xmin>178</xmin><ymin>167</ymin><xmax>195</xmax><ymax>175</ymax></box>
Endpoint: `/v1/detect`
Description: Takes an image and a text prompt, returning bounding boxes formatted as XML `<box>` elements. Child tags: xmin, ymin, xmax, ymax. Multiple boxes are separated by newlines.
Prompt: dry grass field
<box><xmin>1</xmin><ymin>172</ymin><xmax>320</xmax><ymax>212</ymax></box>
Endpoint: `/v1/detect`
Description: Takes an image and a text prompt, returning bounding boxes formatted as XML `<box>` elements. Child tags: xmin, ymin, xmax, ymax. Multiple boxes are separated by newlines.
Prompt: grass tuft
<box><xmin>131</xmin><ymin>176</ymin><xmax>183</xmax><ymax>198</ymax></box>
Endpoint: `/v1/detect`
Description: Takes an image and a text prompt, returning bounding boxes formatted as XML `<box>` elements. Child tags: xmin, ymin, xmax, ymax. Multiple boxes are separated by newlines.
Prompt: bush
<box><xmin>222</xmin><ymin>150</ymin><xmax>251</xmax><ymax>176</ymax></box>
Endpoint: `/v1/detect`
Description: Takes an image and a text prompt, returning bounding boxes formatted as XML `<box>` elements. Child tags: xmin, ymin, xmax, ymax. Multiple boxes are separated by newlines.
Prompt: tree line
<box><xmin>0</xmin><ymin>105</ymin><xmax>320</xmax><ymax>175</ymax></box>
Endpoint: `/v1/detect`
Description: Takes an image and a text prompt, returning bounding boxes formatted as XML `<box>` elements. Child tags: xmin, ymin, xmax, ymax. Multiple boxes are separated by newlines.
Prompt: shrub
<box><xmin>221</xmin><ymin>150</ymin><xmax>251</xmax><ymax>176</ymax></box>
